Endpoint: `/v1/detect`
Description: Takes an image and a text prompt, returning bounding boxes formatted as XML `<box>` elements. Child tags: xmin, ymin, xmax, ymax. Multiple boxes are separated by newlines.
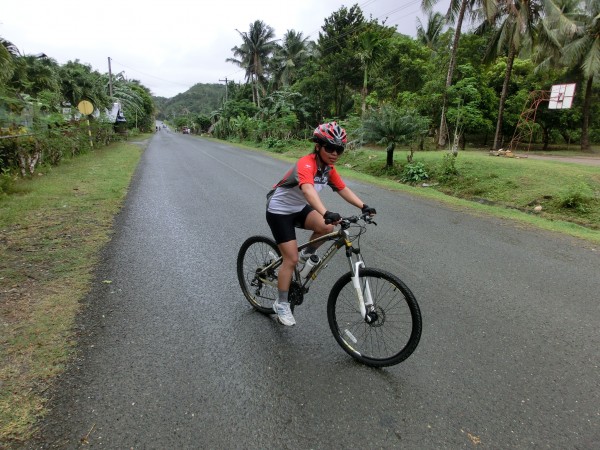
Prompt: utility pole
<box><xmin>108</xmin><ymin>57</ymin><xmax>114</xmax><ymax>99</ymax></box>
<box><xmin>219</xmin><ymin>77</ymin><xmax>228</xmax><ymax>103</ymax></box>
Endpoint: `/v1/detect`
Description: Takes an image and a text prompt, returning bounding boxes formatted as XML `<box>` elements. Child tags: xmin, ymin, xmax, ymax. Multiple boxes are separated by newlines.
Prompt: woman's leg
<box><xmin>277</xmin><ymin>240</ymin><xmax>299</xmax><ymax>292</ymax></box>
<box><xmin>303</xmin><ymin>210</ymin><xmax>334</xmax><ymax>248</ymax></box>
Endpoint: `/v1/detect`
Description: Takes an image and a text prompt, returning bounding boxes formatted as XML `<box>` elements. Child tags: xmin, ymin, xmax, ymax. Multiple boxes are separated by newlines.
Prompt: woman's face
<box><xmin>318</xmin><ymin>144</ymin><xmax>342</xmax><ymax>165</ymax></box>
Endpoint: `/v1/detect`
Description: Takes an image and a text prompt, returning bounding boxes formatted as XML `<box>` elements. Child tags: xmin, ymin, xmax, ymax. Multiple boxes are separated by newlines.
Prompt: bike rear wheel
<box><xmin>237</xmin><ymin>236</ymin><xmax>280</xmax><ymax>314</ymax></box>
<box><xmin>327</xmin><ymin>268</ymin><xmax>422</xmax><ymax>367</ymax></box>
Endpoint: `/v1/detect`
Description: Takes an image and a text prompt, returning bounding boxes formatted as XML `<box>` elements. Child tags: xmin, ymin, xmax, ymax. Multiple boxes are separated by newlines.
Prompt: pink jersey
<box><xmin>267</xmin><ymin>153</ymin><xmax>346</xmax><ymax>214</ymax></box>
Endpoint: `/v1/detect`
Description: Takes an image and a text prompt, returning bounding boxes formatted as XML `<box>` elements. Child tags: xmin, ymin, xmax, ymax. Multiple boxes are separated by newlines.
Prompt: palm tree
<box><xmin>485</xmin><ymin>0</ymin><xmax>541</xmax><ymax>150</ymax></box>
<box><xmin>422</xmin><ymin>0</ymin><xmax>497</xmax><ymax>148</ymax></box>
<box><xmin>362</xmin><ymin>104</ymin><xmax>430</xmax><ymax>166</ymax></box>
<box><xmin>541</xmin><ymin>0</ymin><xmax>600</xmax><ymax>151</ymax></box>
<box><xmin>0</xmin><ymin>38</ymin><xmax>19</xmax><ymax>85</ymax></box>
<box><xmin>416</xmin><ymin>11</ymin><xmax>446</xmax><ymax>49</ymax></box>
<box><xmin>228</xmin><ymin>20</ymin><xmax>278</xmax><ymax>108</ymax></box>
<box><xmin>9</xmin><ymin>53</ymin><xmax>60</xmax><ymax>97</ymax></box>
<box><xmin>356</xmin><ymin>27</ymin><xmax>390</xmax><ymax>115</ymax></box>
<box><xmin>272</xmin><ymin>30</ymin><xmax>309</xmax><ymax>88</ymax></box>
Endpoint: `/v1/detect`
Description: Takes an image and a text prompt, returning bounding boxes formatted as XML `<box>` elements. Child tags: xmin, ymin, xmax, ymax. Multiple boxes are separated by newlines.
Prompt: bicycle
<box><xmin>237</xmin><ymin>214</ymin><xmax>422</xmax><ymax>367</ymax></box>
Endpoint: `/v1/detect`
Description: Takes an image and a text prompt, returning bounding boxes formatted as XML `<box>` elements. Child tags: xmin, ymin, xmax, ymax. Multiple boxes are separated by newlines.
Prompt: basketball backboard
<box><xmin>548</xmin><ymin>83</ymin><xmax>576</xmax><ymax>109</ymax></box>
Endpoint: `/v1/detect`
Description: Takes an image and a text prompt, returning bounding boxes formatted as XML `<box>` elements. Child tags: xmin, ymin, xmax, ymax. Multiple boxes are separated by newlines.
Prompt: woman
<box><xmin>266</xmin><ymin>122</ymin><xmax>376</xmax><ymax>326</ymax></box>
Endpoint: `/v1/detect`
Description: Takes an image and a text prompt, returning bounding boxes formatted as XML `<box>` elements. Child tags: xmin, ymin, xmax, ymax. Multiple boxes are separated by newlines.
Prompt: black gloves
<box><xmin>361</xmin><ymin>204</ymin><xmax>377</xmax><ymax>215</ymax></box>
<box><xmin>324</xmin><ymin>211</ymin><xmax>342</xmax><ymax>224</ymax></box>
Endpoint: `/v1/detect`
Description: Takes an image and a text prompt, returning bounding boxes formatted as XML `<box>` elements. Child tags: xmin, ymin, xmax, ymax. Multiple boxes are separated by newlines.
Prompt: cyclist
<box><xmin>266</xmin><ymin>121</ymin><xmax>376</xmax><ymax>326</ymax></box>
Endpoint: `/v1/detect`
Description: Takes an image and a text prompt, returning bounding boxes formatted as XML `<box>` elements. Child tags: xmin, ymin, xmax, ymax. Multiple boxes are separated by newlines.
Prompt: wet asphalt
<box><xmin>33</xmin><ymin>130</ymin><xmax>600</xmax><ymax>448</ymax></box>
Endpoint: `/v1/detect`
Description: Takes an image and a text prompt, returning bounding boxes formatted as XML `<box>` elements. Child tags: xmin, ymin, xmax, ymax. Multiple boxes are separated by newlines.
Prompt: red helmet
<box><xmin>313</xmin><ymin>122</ymin><xmax>347</xmax><ymax>147</ymax></box>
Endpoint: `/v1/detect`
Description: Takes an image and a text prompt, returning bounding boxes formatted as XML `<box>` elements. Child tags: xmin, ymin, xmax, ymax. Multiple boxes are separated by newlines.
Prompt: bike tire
<box><xmin>327</xmin><ymin>268</ymin><xmax>422</xmax><ymax>367</ymax></box>
<box><xmin>237</xmin><ymin>235</ymin><xmax>280</xmax><ymax>314</ymax></box>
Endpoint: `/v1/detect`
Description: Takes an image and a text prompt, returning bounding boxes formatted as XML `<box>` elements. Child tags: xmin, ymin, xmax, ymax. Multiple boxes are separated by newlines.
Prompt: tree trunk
<box><xmin>542</xmin><ymin>126</ymin><xmax>549</xmax><ymax>150</ymax></box>
<box><xmin>386</xmin><ymin>142</ymin><xmax>395</xmax><ymax>167</ymax></box>
<box><xmin>437</xmin><ymin>0</ymin><xmax>468</xmax><ymax>148</ymax></box>
<box><xmin>581</xmin><ymin>75</ymin><xmax>593</xmax><ymax>152</ymax></box>
<box><xmin>493</xmin><ymin>46</ymin><xmax>516</xmax><ymax>150</ymax></box>
<box><xmin>361</xmin><ymin>66</ymin><xmax>368</xmax><ymax>116</ymax></box>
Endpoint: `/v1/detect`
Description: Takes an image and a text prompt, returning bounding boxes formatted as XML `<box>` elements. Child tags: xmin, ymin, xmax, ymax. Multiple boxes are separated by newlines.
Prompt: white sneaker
<box><xmin>273</xmin><ymin>300</ymin><xmax>296</xmax><ymax>326</ymax></box>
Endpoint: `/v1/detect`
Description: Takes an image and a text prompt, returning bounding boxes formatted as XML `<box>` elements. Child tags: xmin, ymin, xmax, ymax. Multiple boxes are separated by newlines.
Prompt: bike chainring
<box><xmin>288</xmin><ymin>281</ymin><xmax>304</xmax><ymax>307</ymax></box>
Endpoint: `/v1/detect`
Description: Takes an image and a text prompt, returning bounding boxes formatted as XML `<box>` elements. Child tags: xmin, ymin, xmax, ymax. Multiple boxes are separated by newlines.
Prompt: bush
<box><xmin>439</xmin><ymin>153</ymin><xmax>459</xmax><ymax>181</ymax></box>
<box><xmin>264</xmin><ymin>137</ymin><xmax>286</xmax><ymax>152</ymax></box>
<box><xmin>0</xmin><ymin>169</ymin><xmax>16</xmax><ymax>195</ymax></box>
<box><xmin>401</xmin><ymin>161</ymin><xmax>429</xmax><ymax>183</ymax></box>
<box><xmin>556</xmin><ymin>183</ymin><xmax>595</xmax><ymax>213</ymax></box>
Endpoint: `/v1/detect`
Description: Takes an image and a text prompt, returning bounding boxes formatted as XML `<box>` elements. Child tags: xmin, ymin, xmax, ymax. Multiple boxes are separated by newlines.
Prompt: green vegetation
<box><xmin>0</xmin><ymin>139</ymin><xmax>144</xmax><ymax>445</ymax></box>
<box><xmin>159</xmin><ymin>2</ymin><xmax>598</xmax><ymax>154</ymax></box>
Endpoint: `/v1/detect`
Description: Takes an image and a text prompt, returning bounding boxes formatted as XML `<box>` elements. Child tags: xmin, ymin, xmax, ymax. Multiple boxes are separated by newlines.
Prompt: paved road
<box><xmin>35</xmin><ymin>132</ymin><xmax>600</xmax><ymax>448</ymax></box>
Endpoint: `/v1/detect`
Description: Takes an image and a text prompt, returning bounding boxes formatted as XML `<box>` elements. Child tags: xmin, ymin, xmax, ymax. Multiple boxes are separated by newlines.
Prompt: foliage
<box><xmin>402</xmin><ymin>161</ymin><xmax>430</xmax><ymax>182</ymax></box>
<box><xmin>556</xmin><ymin>182</ymin><xmax>595</xmax><ymax>213</ymax></box>
<box><xmin>362</xmin><ymin>104</ymin><xmax>430</xmax><ymax>165</ymax></box>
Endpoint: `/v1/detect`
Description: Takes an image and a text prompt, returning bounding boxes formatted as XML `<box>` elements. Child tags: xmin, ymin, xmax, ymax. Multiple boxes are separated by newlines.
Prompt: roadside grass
<box><xmin>0</xmin><ymin>139</ymin><xmax>144</xmax><ymax>445</ymax></box>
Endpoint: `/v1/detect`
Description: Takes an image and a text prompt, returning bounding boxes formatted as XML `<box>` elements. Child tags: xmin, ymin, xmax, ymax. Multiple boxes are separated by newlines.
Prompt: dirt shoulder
<box><xmin>523</xmin><ymin>154</ymin><xmax>600</xmax><ymax>166</ymax></box>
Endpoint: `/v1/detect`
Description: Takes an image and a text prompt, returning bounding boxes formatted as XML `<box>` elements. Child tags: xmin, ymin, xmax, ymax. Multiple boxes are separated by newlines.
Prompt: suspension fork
<box><xmin>347</xmin><ymin>243</ymin><xmax>375</xmax><ymax>322</ymax></box>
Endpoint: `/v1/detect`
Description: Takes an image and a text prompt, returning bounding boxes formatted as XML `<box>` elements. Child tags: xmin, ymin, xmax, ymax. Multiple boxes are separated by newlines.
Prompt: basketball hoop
<box><xmin>548</xmin><ymin>83</ymin><xmax>576</xmax><ymax>109</ymax></box>
<box><xmin>507</xmin><ymin>83</ymin><xmax>577</xmax><ymax>152</ymax></box>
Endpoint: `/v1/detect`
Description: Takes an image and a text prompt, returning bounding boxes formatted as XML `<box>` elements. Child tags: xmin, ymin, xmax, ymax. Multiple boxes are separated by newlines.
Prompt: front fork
<box><xmin>350</xmin><ymin>259</ymin><xmax>376</xmax><ymax>323</ymax></box>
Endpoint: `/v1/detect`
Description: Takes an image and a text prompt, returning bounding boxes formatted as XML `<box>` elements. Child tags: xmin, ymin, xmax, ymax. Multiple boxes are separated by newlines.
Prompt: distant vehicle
<box><xmin>182</xmin><ymin>127</ymin><xmax>190</xmax><ymax>134</ymax></box>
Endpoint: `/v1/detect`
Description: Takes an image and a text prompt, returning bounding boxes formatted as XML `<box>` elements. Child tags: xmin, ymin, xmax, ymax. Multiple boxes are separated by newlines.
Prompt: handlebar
<box><xmin>335</xmin><ymin>213</ymin><xmax>377</xmax><ymax>228</ymax></box>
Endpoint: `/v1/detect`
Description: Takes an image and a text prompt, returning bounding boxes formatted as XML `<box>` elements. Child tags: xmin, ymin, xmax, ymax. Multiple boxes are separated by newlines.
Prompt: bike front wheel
<box><xmin>327</xmin><ymin>268</ymin><xmax>422</xmax><ymax>367</ymax></box>
<box><xmin>237</xmin><ymin>236</ymin><xmax>280</xmax><ymax>314</ymax></box>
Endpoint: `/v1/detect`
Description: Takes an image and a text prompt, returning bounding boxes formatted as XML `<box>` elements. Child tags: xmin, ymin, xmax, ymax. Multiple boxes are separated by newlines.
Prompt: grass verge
<box><xmin>0</xmin><ymin>139</ymin><xmax>145</xmax><ymax>445</ymax></box>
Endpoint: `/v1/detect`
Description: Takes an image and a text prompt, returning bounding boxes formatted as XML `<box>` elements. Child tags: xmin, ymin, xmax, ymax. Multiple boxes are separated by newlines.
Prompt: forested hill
<box><xmin>154</xmin><ymin>83</ymin><xmax>225</xmax><ymax>120</ymax></box>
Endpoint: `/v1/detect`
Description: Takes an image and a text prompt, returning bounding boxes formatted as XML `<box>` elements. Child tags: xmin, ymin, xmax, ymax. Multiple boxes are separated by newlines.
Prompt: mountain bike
<box><xmin>237</xmin><ymin>214</ymin><xmax>422</xmax><ymax>367</ymax></box>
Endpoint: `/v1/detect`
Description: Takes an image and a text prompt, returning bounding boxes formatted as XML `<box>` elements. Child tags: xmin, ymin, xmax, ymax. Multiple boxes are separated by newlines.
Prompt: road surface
<box><xmin>35</xmin><ymin>131</ymin><xmax>600</xmax><ymax>448</ymax></box>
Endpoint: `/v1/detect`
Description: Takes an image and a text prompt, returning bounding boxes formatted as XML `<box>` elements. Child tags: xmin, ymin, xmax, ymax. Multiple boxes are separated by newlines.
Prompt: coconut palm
<box><xmin>9</xmin><ymin>53</ymin><xmax>60</xmax><ymax>97</ymax></box>
<box><xmin>422</xmin><ymin>0</ymin><xmax>497</xmax><ymax>148</ymax></box>
<box><xmin>0</xmin><ymin>38</ymin><xmax>19</xmax><ymax>84</ymax></box>
<box><xmin>357</xmin><ymin>27</ymin><xmax>390</xmax><ymax>115</ymax></box>
<box><xmin>228</xmin><ymin>20</ymin><xmax>278</xmax><ymax>108</ymax></box>
<box><xmin>272</xmin><ymin>30</ymin><xmax>309</xmax><ymax>88</ymax></box>
<box><xmin>416</xmin><ymin>11</ymin><xmax>446</xmax><ymax>49</ymax></box>
<box><xmin>541</xmin><ymin>0</ymin><xmax>600</xmax><ymax>151</ymax></box>
<box><xmin>484</xmin><ymin>0</ymin><xmax>542</xmax><ymax>150</ymax></box>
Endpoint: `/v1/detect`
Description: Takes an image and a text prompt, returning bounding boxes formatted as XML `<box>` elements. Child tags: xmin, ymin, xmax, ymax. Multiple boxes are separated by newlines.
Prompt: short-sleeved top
<box><xmin>267</xmin><ymin>153</ymin><xmax>346</xmax><ymax>214</ymax></box>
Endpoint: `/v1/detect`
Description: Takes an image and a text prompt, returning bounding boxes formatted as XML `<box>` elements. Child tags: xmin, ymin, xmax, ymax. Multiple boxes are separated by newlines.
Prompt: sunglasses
<box><xmin>322</xmin><ymin>144</ymin><xmax>345</xmax><ymax>155</ymax></box>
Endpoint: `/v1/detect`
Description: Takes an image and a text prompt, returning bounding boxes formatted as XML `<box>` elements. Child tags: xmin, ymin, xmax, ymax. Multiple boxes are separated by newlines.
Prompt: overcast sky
<box><xmin>1</xmin><ymin>0</ymin><xmax>450</xmax><ymax>98</ymax></box>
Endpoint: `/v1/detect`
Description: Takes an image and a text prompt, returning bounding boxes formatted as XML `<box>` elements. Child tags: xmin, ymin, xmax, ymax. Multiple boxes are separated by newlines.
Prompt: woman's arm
<box><xmin>337</xmin><ymin>187</ymin><xmax>365</xmax><ymax>209</ymax></box>
<box><xmin>300</xmin><ymin>184</ymin><xmax>328</xmax><ymax>216</ymax></box>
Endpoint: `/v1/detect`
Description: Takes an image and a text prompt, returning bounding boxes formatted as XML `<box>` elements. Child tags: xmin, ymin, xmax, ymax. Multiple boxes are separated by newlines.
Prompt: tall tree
<box><xmin>318</xmin><ymin>5</ymin><xmax>366</xmax><ymax>118</ymax></box>
<box><xmin>356</xmin><ymin>25</ymin><xmax>392</xmax><ymax>115</ymax></box>
<box><xmin>484</xmin><ymin>0</ymin><xmax>542</xmax><ymax>150</ymax></box>
<box><xmin>228</xmin><ymin>20</ymin><xmax>278</xmax><ymax>108</ymax></box>
<box><xmin>0</xmin><ymin>38</ymin><xmax>19</xmax><ymax>85</ymax></box>
<box><xmin>272</xmin><ymin>30</ymin><xmax>310</xmax><ymax>88</ymax></box>
<box><xmin>423</xmin><ymin>0</ymin><xmax>496</xmax><ymax>148</ymax></box>
<box><xmin>541</xmin><ymin>0</ymin><xmax>600</xmax><ymax>151</ymax></box>
<box><xmin>416</xmin><ymin>11</ymin><xmax>446</xmax><ymax>49</ymax></box>
<box><xmin>58</xmin><ymin>60</ymin><xmax>110</xmax><ymax>109</ymax></box>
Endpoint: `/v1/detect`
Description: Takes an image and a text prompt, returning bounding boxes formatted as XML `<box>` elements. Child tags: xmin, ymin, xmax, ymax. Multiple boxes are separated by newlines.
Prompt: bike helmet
<box><xmin>312</xmin><ymin>121</ymin><xmax>347</xmax><ymax>147</ymax></box>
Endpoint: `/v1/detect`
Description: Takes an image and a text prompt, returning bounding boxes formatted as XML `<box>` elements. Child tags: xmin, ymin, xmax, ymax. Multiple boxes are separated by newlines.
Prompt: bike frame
<box><xmin>259</xmin><ymin>221</ymin><xmax>375</xmax><ymax>320</ymax></box>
